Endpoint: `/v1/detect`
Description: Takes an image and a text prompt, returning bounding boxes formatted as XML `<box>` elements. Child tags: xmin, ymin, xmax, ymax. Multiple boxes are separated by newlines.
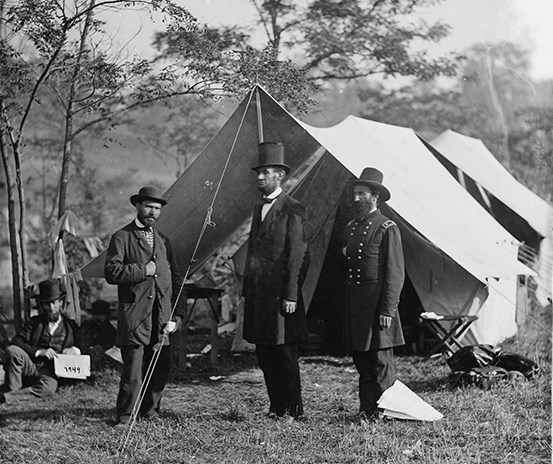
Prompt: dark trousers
<box><xmin>256</xmin><ymin>343</ymin><xmax>303</xmax><ymax>418</ymax></box>
<box><xmin>352</xmin><ymin>348</ymin><xmax>395</xmax><ymax>413</ymax></box>
<box><xmin>117</xmin><ymin>343</ymin><xmax>171</xmax><ymax>420</ymax></box>
<box><xmin>4</xmin><ymin>345</ymin><xmax>58</xmax><ymax>398</ymax></box>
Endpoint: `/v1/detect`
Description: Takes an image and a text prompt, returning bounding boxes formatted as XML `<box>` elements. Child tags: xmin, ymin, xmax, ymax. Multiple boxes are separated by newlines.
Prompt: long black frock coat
<box><xmin>242</xmin><ymin>193</ymin><xmax>308</xmax><ymax>345</ymax></box>
<box><xmin>343</xmin><ymin>209</ymin><xmax>405</xmax><ymax>352</ymax></box>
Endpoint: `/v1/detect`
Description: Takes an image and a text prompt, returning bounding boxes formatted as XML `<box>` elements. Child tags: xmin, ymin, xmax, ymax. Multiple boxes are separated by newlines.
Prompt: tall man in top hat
<box><xmin>242</xmin><ymin>142</ymin><xmax>309</xmax><ymax>420</ymax></box>
<box><xmin>1</xmin><ymin>279</ymin><xmax>80</xmax><ymax>404</ymax></box>
<box><xmin>342</xmin><ymin>167</ymin><xmax>405</xmax><ymax>420</ymax></box>
<box><xmin>104</xmin><ymin>185</ymin><xmax>186</xmax><ymax>426</ymax></box>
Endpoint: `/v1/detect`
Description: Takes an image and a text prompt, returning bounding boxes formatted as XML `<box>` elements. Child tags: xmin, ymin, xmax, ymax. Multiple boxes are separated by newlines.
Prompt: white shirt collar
<box><xmin>264</xmin><ymin>187</ymin><xmax>282</xmax><ymax>201</ymax></box>
<box><xmin>135</xmin><ymin>218</ymin><xmax>148</xmax><ymax>229</ymax></box>
<box><xmin>48</xmin><ymin>318</ymin><xmax>62</xmax><ymax>335</ymax></box>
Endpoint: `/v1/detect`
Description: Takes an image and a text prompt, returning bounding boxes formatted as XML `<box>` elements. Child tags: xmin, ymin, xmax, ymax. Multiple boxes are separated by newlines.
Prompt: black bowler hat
<box><xmin>349</xmin><ymin>167</ymin><xmax>391</xmax><ymax>202</ymax></box>
<box><xmin>33</xmin><ymin>279</ymin><xmax>66</xmax><ymax>303</ymax></box>
<box><xmin>252</xmin><ymin>142</ymin><xmax>290</xmax><ymax>174</ymax></box>
<box><xmin>130</xmin><ymin>185</ymin><xmax>168</xmax><ymax>206</ymax></box>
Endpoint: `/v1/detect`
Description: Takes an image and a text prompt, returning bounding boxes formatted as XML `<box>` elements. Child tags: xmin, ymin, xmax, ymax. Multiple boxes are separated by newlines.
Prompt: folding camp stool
<box><xmin>419</xmin><ymin>314</ymin><xmax>478</xmax><ymax>360</ymax></box>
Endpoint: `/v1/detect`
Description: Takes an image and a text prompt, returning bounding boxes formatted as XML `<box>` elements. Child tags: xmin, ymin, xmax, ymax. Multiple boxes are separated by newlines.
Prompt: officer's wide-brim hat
<box><xmin>348</xmin><ymin>167</ymin><xmax>391</xmax><ymax>202</ymax></box>
<box><xmin>130</xmin><ymin>185</ymin><xmax>168</xmax><ymax>206</ymax></box>
<box><xmin>251</xmin><ymin>142</ymin><xmax>290</xmax><ymax>174</ymax></box>
<box><xmin>33</xmin><ymin>279</ymin><xmax>66</xmax><ymax>303</ymax></box>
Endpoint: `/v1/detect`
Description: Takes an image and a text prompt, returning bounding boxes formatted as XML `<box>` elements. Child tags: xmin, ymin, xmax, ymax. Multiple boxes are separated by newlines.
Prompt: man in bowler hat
<box><xmin>342</xmin><ymin>167</ymin><xmax>405</xmax><ymax>421</ymax></box>
<box><xmin>104</xmin><ymin>185</ymin><xmax>186</xmax><ymax>426</ymax></box>
<box><xmin>242</xmin><ymin>142</ymin><xmax>309</xmax><ymax>420</ymax></box>
<box><xmin>1</xmin><ymin>279</ymin><xmax>80</xmax><ymax>404</ymax></box>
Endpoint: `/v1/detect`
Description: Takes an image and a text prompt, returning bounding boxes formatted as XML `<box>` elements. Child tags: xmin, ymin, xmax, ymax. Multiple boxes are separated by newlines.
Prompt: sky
<box><xmin>106</xmin><ymin>0</ymin><xmax>553</xmax><ymax>81</ymax></box>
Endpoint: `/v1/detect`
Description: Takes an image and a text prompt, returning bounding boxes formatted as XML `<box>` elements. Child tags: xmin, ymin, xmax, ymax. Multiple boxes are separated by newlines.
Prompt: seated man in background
<box><xmin>80</xmin><ymin>300</ymin><xmax>116</xmax><ymax>352</ymax></box>
<box><xmin>79</xmin><ymin>299</ymin><xmax>117</xmax><ymax>370</ymax></box>
<box><xmin>0</xmin><ymin>279</ymin><xmax>80</xmax><ymax>404</ymax></box>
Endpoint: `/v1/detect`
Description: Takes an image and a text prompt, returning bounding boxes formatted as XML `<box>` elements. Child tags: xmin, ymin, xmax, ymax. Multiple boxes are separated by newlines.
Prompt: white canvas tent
<box><xmin>82</xmin><ymin>86</ymin><xmax>533</xmax><ymax>350</ymax></box>
<box><xmin>430</xmin><ymin>130</ymin><xmax>553</xmax><ymax>306</ymax></box>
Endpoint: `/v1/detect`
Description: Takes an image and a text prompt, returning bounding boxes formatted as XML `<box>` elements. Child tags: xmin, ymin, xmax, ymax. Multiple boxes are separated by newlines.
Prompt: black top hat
<box><xmin>252</xmin><ymin>142</ymin><xmax>290</xmax><ymax>174</ymax></box>
<box><xmin>33</xmin><ymin>279</ymin><xmax>66</xmax><ymax>303</ymax></box>
<box><xmin>130</xmin><ymin>185</ymin><xmax>168</xmax><ymax>206</ymax></box>
<box><xmin>349</xmin><ymin>167</ymin><xmax>391</xmax><ymax>202</ymax></box>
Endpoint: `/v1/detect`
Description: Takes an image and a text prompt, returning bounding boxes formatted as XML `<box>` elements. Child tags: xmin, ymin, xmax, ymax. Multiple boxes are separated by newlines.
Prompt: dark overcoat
<box><xmin>104</xmin><ymin>222</ymin><xmax>186</xmax><ymax>346</ymax></box>
<box><xmin>242</xmin><ymin>193</ymin><xmax>308</xmax><ymax>345</ymax></box>
<box><xmin>343</xmin><ymin>209</ymin><xmax>405</xmax><ymax>352</ymax></box>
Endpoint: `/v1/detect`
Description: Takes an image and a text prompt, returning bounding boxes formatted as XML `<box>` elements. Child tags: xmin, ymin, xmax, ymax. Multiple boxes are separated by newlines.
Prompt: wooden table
<box><xmin>419</xmin><ymin>313</ymin><xmax>478</xmax><ymax>360</ymax></box>
<box><xmin>173</xmin><ymin>283</ymin><xmax>223</xmax><ymax>368</ymax></box>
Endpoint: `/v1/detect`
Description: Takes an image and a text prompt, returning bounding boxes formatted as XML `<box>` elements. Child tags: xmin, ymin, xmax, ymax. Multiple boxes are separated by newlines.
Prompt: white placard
<box><xmin>54</xmin><ymin>354</ymin><xmax>91</xmax><ymax>379</ymax></box>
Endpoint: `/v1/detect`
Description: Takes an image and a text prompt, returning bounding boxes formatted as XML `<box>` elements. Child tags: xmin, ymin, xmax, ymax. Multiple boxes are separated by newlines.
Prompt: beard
<box><xmin>353</xmin><ymin>201</ymin><xmax>374</xmax><ymax>220</ymax></box>
<box><xmin>137</xmin><ymin>212</ymin><xmax>157</xmax><ymax>228</ymax></box>
<box><xmin>47</xmin><ymin>310</ymin><xmax>61</xmax><ymax>322</ymax></box>
<box><xmin>141</xmin><ymin>217</ymin><xmax>156</xmax><ymax>228</ymax></box>
<box><xmin>257</xmin><ymin>180</ymin><xmax>277</xmax><ymax>196</ymax></box>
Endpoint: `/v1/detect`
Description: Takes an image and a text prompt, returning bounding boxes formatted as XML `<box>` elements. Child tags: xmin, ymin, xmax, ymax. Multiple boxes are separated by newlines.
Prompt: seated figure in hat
<box><xmin>0</xmin><ymin>279</ymin><xmax>80</xmax><ymax>404</ymax></box>
<box><xmin>342</xmin><ymin>167</ymin><xmax>405</xmax><ymax>421</ymax></box>
<box><xmin>242</xmin><ymin>142</ymin><xmax>310</xmax><ymax>420</ymax></box>
<box><xmin>79</xmin><ymin>300</ymin><xmax>117</xmax><ymax>370</ymax></box>
<box><xmin>79</xmin><ymin>300</ymin><xmax>116</xmax><ymax>354</ymax></box>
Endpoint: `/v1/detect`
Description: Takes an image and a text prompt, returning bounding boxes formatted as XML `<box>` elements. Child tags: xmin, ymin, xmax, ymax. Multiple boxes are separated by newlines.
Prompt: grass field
<box><xmin>0</xmin><ymin>304</ymin><xmax>550</xmax><ymax>464</ymax></box>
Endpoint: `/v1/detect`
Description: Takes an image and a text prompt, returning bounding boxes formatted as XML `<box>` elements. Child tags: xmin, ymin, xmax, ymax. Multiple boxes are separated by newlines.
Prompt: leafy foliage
<box><xmin>352</xmin><ymin>41</ymin><xmax>552</xmax><ymax>200</ymax></box>
<box><xmin>152</xmin><ymin>25</ymin><xmax>317</xmax><ymax>112</ymax></box>
<box><xmin>153</xmin><ymin>0</ymin><xmax>462</xmax><ymax>111</ymax></box>
<box><xmin>297</xmin><ymin>0</ymin><xmax>460</xmax><ymax>80</ymax></box>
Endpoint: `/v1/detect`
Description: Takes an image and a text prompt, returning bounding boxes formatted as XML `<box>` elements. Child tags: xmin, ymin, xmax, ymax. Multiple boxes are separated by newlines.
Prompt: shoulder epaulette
<box><xmin>381</xmin><ymin>220</ymin><xmax>396</xmax><ymax>230</ymax></box>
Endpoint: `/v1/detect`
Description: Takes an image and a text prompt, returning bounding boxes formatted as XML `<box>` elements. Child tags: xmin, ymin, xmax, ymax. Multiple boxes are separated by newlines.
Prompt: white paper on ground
<box><xmin>377</xmin><ymin>380</ymin><xmax>443</xmax><ymax>421</ymax></box>
<box><xmin>105</xmin><ymin>346</ymin><xmax>123</xmax><ymax>364</ymax></box>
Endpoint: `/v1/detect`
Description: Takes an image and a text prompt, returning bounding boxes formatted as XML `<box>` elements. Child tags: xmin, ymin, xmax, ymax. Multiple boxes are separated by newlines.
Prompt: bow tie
<box><xmin>138</xmin><ymin>226</ymin><xmax>152</xmax><ymax>232</ymax></box>
<box><xmin>261</xmin><ymin>197</ymin><xmax>276</xmax><ymax>204</ymax></box>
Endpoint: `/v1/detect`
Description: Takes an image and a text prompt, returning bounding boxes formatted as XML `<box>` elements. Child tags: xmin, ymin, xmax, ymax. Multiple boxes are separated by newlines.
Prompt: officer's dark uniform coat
<box><xmin>343</xmin><ymin>209</ymin><xmax>405</xmax><ymax>352</ymax></box>
<box><xmin>242</xmin><ymin>193</ymin><xmax>308</xmax><ymax>345</ymax></box>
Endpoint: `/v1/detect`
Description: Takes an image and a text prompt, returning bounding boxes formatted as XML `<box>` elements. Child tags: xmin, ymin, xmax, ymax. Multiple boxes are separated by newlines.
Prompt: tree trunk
<box><xmin>0</xmin><ymin>0</ymin><xmax>24</xmax><ymax>329</ymax></box>
<box><xmin>485</xmin><ymin>55</ymin><xmax>510</xmax><ymax>167</ymax></box>
<box><xmin>12</xmin><ymin>138</ymin><xmax>30</xmax><ymax>318</ymax></box>
<box><xmin>0</xmin><ymin>130</ymin><xmax>23</xmax><ymax>331</ymax></box>
<box><xmin>58</xmin><ymin>0</ymin><xmax>95</xmax><ymax>219</ymax></box>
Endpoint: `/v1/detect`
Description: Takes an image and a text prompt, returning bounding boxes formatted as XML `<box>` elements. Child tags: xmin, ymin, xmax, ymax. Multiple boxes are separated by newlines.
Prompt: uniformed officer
<box><xmin>342</xmin><ymin>167</ymin><xmax>405</xmax><ymax>420</ymax></box>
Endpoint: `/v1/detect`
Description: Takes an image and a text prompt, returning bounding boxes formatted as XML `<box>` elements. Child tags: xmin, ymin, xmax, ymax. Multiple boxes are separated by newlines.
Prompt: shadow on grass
<box><xmin>0</xmin><ymin>404</ymin><xmax>114</xmax><ymax>423</ymax></box>
<box><xmin>300</xmin><ymin>355</ymin><xmax>354</xmax><ymax>367</ymax></box>
<box><xmin>403</xmin><ymin>375</ymin><xmax>451</xmax><ymax>392</ymax></box>
<box><xmin>170</xmin><ymin>335</ymin><xmax>259</xmax><ymax>385</ymax></box>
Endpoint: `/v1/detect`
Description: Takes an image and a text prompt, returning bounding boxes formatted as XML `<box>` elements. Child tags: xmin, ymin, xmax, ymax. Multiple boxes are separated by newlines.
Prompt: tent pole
<box><xmin>255</xmin><ymin>87</ymin><xmax>264</xmax><ymax>143</ymax></box>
